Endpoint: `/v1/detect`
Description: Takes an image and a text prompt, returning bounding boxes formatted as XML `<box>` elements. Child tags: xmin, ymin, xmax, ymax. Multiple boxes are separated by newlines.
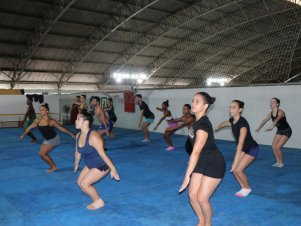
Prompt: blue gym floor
<box><xmin>0</xmin><ymin>126</ymin><xmax>300</xmax><ymax>226</ymax></box>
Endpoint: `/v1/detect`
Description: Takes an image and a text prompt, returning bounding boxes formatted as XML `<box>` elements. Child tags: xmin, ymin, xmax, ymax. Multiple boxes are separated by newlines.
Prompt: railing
<box><xmin>0</xmin><ymin>113</ymin><xmax>65</xmax><ymax>128</ymax></box>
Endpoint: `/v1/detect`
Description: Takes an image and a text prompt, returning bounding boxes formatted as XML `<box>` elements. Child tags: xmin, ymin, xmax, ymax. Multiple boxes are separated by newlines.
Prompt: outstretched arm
<box><xmin>154</xmin><ymin>110</ymin><xmax>170</xmax><ymax>131</ymax></box>
<box><xmin>265</xmin><ymin>110</ymin><xmax>284</xmax><ymax>131</ymax></box>
<box><xmin>51</xmin><ymin>120</ymin><xmax>75</xmax><ymax>138</ymax></box>
<box><xmin>256</xmin><ymin>113</ymin><xmax>271</xmax><ymax>132</ymax></box>
<box><xmin>20</xmin><ymin>119</ymin><xmax>38</xmax><ymax>139</ymax></box>
<box><xmin>215</xmin><ymin>120</ymin><xmax>231</xmax><ymax>132</ymax></box>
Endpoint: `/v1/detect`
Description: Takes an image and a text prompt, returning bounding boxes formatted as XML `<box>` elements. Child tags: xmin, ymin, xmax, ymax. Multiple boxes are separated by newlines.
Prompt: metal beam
<box><xmin>180</xmin><ymin>23</ymin><xmax>300</xmax><ymax>86</ymax></box>
<box><xmin>146</xmin><ymin>6</ymin><xmax>297</xmax><ymax>84</ymax></box>
<box><xmin>57</xmin><ymin>0</ymin><xmax>161</xmax><ymax>89</ymax></box>
<box><xmin>98</xmin><ymin>0</ymin><xmax>244</xmax><ymax>88</ymax></box>
<box><xmin>10</xmin><ymin>0</ymin><xmax>76</xmax><ymax>89</ymax></box>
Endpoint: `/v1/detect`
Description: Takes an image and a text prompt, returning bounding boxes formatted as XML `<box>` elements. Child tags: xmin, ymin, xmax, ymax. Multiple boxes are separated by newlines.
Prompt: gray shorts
<box><xmin>42</xmin><ymin>135</ymin><xmax>61</xmax><ymax>146</ymax></box>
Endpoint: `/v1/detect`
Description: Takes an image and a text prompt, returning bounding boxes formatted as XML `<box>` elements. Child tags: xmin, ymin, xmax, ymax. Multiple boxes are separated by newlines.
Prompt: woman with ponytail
<box><xmin>179</xmin><ymin>92</ymin><xmax>225</xmax><ymax>226</ymax></box>
<box><xmin>216</xmin><ymin>100</ymin><xmax>259</xmax><ymax>197</ymax></box>
<box><xmin>20</xmin><ymin>103</ymin><xmax>75</xmax><ymax>172</ymax></box>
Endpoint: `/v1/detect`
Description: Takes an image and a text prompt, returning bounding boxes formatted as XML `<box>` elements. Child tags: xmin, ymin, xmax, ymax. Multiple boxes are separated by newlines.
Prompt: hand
<box><xmin>179</xmin><ymin>175</ymin><xmax>190</xmax><ymax>193</ymax></box>
<box><xmin>19</xmin><ymin>134</ymin><xmax>25</xmax><ymax>140</ymax></box>
<box><xmin>230</xmin><ymin>164</ymin><xmax>236</xmax><ymax>173</ymax></box>
<box><xmin>110</xmin><ymin>169</ymin><xmax>120</xmax><ymax>181</ymax></box>
<box><xmin>74</xmin><ymin>164</ymin><xmax>79</xmax><ymax>173</ymax></box>
<box><xmin>71</xmin><ymin>133</ymin><xmax>76</xmax><ymax>139</ymax></box>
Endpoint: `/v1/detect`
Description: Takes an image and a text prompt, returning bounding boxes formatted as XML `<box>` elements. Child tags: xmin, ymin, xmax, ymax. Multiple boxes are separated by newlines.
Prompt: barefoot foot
<box><xmin>87</xmin><ymin>199</ymin><xmax>105</xmax><ymax>210</ymax></box>
<box><xmin>47</xmin><ymin>167</ymin><xmax>58</xmax><ymax>173</ymax></box>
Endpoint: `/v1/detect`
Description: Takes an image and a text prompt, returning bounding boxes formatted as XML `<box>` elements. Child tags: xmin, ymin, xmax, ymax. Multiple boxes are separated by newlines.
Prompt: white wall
<box><xmin>104</xmin><ymin>85</ymin><xmax>300</xmax><ymax>149</ymax></box>
<box><xmin>0</xmin><ymin>95</ymin><xmax>60</xmax><ymax>121</ymax></box>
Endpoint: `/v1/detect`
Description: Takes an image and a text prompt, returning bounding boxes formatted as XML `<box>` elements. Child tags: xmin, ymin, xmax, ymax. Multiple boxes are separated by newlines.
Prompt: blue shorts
<box><xmin>143</xmin><ymin>118</ymin><xmax>154</xmax><ymax>124</ymax></box>
<box><xmin>98</xmin><ymin>121</ymin><xmax>113</xmax><ymax>133</ymax></box>
<box><xmin>246</xmin><ymin>146</ymin><xmax>259</xmax><ymax>158</ymax></box>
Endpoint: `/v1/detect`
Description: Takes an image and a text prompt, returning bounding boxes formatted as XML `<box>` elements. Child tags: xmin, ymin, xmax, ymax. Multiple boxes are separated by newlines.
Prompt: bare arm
<box><xmin>90</xmin><ymin>131</ymin><xmax>120</xmax><ymax>180</ymax></box>
<box><xmin>231</xmin><ymin>127</ymin><xmax>247</xmax><ymax>172</ymax></box>
<box><xmin>266</xmin><ymin>109</ymin><xmax>285</xmax><ymax>131</ymax></box>
<box><xmin>215</xmin><ymin>120</ymin><xmax>231</xmax><ymax>132</ymax></box>
<box><xmin>51</xmin><ymin>120</ymin><xmax>75</xmax><ymax>138</ymax></box>
<box><xmin>138</xmin><ymin>109</ymin><xmax>144</xmax><ymax>128</ymax></box>
<box><xmin>20</xmin><ymin>119</ymin><xmax>38</xmax><ymax>139</ymax></box>
<box><xmin>256</xmin><ymin>113</ymin><xmax>271</xmax><ymax>132</ymax></box>
<box><xmin>154</xmin><ymin>110</ymin><xmax>170</xmax><ymax>130</ymax></box>
<box><xmin>179</xmin><ymin>130</ymin><xmax>208</xmax><ymax>192</ymax></box>
<box><xmin>74</xmin><ymin>133</ymin><xmax>81</xmax><ymax>173</ymax></box>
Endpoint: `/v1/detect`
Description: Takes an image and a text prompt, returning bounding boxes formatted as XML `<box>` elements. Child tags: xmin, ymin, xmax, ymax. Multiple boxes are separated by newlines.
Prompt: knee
<box><xmin>188</xmin><ymin>191</ymin><xmax>198</xmax><ymax>203</ymax></box>
<box><xmin>272</xmin><ymin>144</ymin><xmax>280</xmax><ymax>150</ymax></box>
<box><xmin>197</xmin><ymin>195</ymin><xmax>208</xmax><ymax>206</ymax></box>
<box><xmin>78</xmin><ymin>180</ymin><xmax>89</xmax><ymax>190</ymax></box>
<box><xmin>233</xmin><ymin>168</ymin><xmax>243</xmax><ymax>177</ymax></box>
<box><xmin>38</xmin><ymin>151</ymin><xmax>45</xmax><ymax>157</ymax></box>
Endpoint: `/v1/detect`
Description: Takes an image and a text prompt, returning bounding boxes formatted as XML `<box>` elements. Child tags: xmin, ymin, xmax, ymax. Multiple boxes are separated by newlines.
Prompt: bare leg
<box><xmin>78</xmin><ymin>168</ymin><xmax>110</xmax><ymax>210</ymax></box>
<box><xmin>142</xmin><ymin>122</ymin><xmax>151</xmax><ymax>140</ymax></box>
<box><xmin>38</xmin><ymin>144</ymin><xmax>57</xmax><ymax>172</ymax></box>
<box><xmin>163</xmin><ymin>130</ymin><xmax>175</xmax><ymax>147</ymax></box>
<box><xmin>197</xmin><ymin>176</ymin><xmax>222</xmax><ymax>226</ymax></box>
<box><xmin>233</xmin><ymin>154</ymin><xmax>255</xmax><ymax>189</ymax></box>
<box><xmin>189</xmin><ymin>173</ymin><xmax>205</xmax><ymax>225</ymax></box>
<box><xmin>272</xmin><ymin>135</ymin><xmax>289</xmax><ymax>164</ymax></box>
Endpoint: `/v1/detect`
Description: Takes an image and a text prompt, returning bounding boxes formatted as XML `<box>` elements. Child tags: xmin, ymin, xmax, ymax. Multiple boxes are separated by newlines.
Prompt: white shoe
<box><xmin>276</xmin><ymin>163</ymin><xmax>284</xmax><ymax>168</ymax></box>
<box><xmin>272</xmin><ymin>163</ymin><xmax>278</xmax><ymax>167</ymax></box>
<box><xmin>141</xmin><ymin>139</ymin><xmax>150</xmax><ymax>142</ymax></box>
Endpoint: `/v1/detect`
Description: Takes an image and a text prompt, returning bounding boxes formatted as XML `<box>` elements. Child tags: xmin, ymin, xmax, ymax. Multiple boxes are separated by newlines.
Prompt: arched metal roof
<box><xmin>0</xmin><ymin>0</ymin><xmax>300</xmax><ymax>92</ymax></box>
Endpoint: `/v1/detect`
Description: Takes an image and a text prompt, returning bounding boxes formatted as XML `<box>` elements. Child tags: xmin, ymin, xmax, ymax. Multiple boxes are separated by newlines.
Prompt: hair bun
<box><xmin>210</xmin><ymin>97</ymin><xmax>216</xmax><ymax>104</ymax></box>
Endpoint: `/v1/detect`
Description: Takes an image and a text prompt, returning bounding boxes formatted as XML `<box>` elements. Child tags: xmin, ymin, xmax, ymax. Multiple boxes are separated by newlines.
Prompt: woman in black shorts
<box><xmin>216</xmin><ymin>100</ymin><xmax>259</xmax><ymax>197</ymax></box>
<box><xmin>179</xmin><ymin>92</ymin><xmax>225</xmax><ymax>226</ymax></box>
<box><xmin>256</xmin><ymin>98</ymin><xmax>292</xmax><ymax>167</ymax></box>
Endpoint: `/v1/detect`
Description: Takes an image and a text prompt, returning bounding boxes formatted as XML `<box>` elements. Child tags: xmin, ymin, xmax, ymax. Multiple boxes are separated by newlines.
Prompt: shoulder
<box><xmin>194</xmin><ymin>116</ymin><xmax>211</xmax><ymax>131</ymax></box>
<box><xmin>278</xmin><ymin>109</ymin><xmax>285</xmax><ymax>116</ymax></box>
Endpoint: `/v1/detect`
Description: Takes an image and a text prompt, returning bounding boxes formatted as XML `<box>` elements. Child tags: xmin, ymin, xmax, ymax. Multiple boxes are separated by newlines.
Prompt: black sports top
<box><xmin>271</xmin><ymin>110</ymin><xmax>290</xmax><ymax>130</ymax></box>
<box><xmin>139</xmin><ymin>101</ymin><xmax>155</xmax><ymax>118</ymax></box>
<box><xmin>188</xmin><ymin>115</ymin><xmax>218</xmax><ymax>155</ymax></box>
<box><xmin>229</xmin><ymin>116</ymin><xmax>258</xmax><ymax>152</ymax></box>
<box><xmin>106</xmin><ymin>105</ymin><xmax>117</xmax><ymax>121</ymax></box>
<box><xmin>38</xmin><ymin>119</ymin><xmax>57</xmax><ymax>140</ymax></box>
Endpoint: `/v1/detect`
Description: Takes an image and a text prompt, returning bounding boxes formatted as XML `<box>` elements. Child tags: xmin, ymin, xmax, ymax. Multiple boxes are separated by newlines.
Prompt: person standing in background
<box><xmin>135</xmin><ymin>94</ymin><xmax>155</xmax><ymax>142</ymax></box>
<box><xmin>20</xmin><ymin>96</ymin><xmax>37</xmax><ymax>142</ymax></box>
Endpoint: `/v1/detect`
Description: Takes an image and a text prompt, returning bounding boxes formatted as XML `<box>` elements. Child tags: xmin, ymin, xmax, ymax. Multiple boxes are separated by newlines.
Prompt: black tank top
<box><xmin>38</xmin><ymin>119</ymin><xmax>57</xmax><ymax>140</ymax></box>
<box><xmin>271</xmin><ymin>110</ymin><xmax>290</xmax><ymax>130</ymax></box>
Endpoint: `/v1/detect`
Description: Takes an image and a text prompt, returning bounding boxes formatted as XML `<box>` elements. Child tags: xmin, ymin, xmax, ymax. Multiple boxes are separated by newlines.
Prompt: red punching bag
<box><xmin>124</xmin><ymin>91</ymin><xmax>135</xmax><ymax>112</ymax></box>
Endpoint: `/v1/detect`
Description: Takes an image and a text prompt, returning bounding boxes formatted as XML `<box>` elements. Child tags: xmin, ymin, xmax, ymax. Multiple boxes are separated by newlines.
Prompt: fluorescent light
<box><xmin>112</xmin><ymin>72</ymin><xmax>147</xmax><ymax>83</ymax></box>
<box><xmin>206</xmin><ymin>77</ymin><xmax>229</xmax><ymax>86</ymax></box>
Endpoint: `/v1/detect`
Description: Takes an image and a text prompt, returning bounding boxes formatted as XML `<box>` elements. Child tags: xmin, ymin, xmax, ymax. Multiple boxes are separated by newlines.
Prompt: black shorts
<box><xmin>88</xmin><ymin>164</ymin><xmax>109</xmax><ymax>172</ymax></box>
<box><xmin>276</xmin><ymin>127</ymin><xmax>292</xmax><ymax>138</ymax></box>
<box><xmin>185</xmin><ymin>138</ymin><xmax>193</xmax><ymax>156</ymax></box>
<box><xmin>193</xmin><ymin>151</ymin><xmax>226</xmax><ymax>179</ymax></box>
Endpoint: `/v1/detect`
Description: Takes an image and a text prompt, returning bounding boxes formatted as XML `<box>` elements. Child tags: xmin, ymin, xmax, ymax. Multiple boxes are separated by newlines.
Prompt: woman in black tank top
<box><xmin>20</xmin><ymin>103</ymin><xmax>75</xmax><ymax>173</ymax></box>
<box><xmin>256</xmin><ymin>98</ymin><xmax>292</xmax><ymax>167</ymax></box>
